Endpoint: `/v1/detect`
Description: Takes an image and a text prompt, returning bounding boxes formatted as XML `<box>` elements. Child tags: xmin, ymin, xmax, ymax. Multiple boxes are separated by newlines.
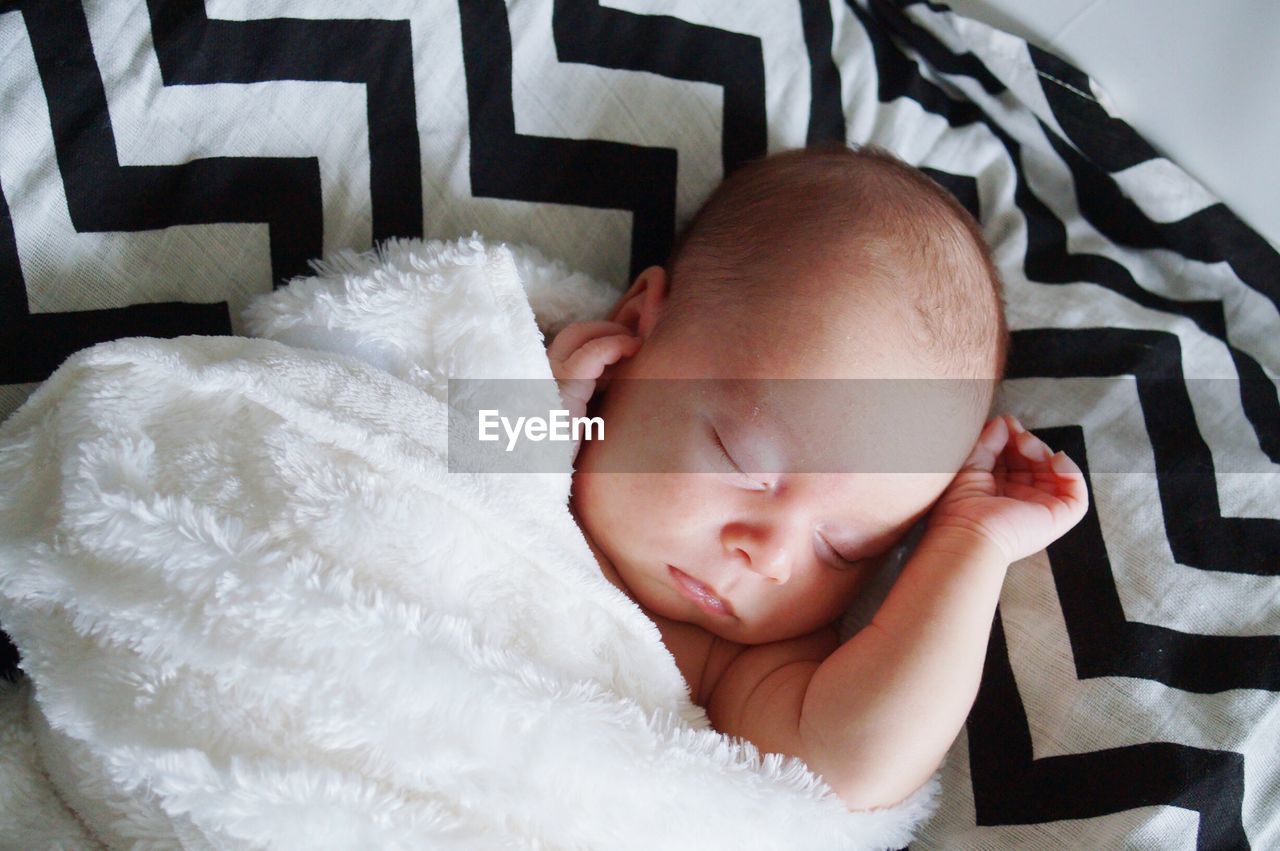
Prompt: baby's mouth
<box><xmin>668</xmin><ymin>566</ymin><xmax>735</xmax><ymax>618</ymax></box>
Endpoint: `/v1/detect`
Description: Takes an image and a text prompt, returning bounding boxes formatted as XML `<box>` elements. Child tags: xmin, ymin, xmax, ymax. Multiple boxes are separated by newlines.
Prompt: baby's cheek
<box><xmin>801</xmin><ymin>571</ymin><xmax>867</xmax><ymax>626</ymax></box>
<box><xmin>578</xmin><ymin>473</ymin><xmax>665</xmax><ymax>544</ymax></box>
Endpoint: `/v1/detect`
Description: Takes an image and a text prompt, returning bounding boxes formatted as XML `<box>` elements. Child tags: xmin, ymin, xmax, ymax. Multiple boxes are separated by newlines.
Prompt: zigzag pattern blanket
<box><xmin>0</xmin><ymin>237</ymin><xmax>935</xmax><ymax>849</ymax></box>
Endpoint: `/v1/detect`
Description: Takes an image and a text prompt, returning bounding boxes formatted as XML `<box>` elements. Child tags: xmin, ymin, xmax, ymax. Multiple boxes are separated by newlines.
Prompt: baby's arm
<box><xmin>708</xmin><ymin>416</ymin><xmax>1088</xmax><ymax>810</ymax></box>
<box><xmin>793</xmin><ymin>524</ymin><xmax>1012</xmax><ymax>808</ymax></box>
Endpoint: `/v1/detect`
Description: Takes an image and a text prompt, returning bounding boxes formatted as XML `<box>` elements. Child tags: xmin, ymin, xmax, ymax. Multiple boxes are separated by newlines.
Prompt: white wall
<box><xmin>946</xmin><ymin>0</ymin><xmax>1280</xmax><ymax>250</ymax></box>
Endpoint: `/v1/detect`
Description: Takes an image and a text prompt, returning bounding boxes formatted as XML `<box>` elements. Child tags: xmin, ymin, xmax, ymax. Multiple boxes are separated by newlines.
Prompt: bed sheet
<box><xmin>0</xmin><ymin>1</ymin><xmax>1276</xmax><ymax>847</ymax></box>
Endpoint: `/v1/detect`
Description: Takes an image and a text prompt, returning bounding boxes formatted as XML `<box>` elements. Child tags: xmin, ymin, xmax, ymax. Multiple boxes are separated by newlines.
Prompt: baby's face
<box><xmin>571</xmin><ymin>290</ymin><xmax>982</xmax><ymax>645</ymax></box>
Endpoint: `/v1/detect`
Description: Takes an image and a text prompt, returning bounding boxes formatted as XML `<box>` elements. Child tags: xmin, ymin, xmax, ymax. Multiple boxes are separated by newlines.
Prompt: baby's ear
<box><xmin>609</xmin><ymin>266</ymin><xmax>668</xmax><ymax>338</ymax></box>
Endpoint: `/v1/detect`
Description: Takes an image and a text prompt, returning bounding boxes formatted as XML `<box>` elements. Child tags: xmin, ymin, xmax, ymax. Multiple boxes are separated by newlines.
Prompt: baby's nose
<box><xmin>722</xmin><ymin>523</ymin><xmax>792</xmax><ymax>584</ymax></box>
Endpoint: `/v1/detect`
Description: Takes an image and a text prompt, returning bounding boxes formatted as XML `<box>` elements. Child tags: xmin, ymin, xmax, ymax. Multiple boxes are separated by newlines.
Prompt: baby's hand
<box><xmin>546</xmin><ymin>321</ymin><xmax>641</xmax><ymax>421</ymax></box>
<box><xmin>926</xmin><ymin>415</ymin><xmax>1089</xmax><ymax>563</ymax></box>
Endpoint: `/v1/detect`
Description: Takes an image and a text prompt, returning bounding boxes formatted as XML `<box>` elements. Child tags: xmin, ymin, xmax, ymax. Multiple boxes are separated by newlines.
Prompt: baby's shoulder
<box><xmin>655</xmin><ymin>616</ymin><xmax>840</xmax><ymax>709</ymax></box>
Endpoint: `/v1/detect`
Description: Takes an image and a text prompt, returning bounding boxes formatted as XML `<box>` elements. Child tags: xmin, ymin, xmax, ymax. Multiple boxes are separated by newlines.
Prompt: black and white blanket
<box><xmin>0</xmin><ymin>1</ymin><xmax>1276</xmax><ymax>848</ymax></box>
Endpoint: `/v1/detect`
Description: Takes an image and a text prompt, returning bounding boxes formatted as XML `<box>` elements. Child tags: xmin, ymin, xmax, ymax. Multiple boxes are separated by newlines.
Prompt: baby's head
<box><xmin>571</xmin><ymin>144</ymin><xmax>1008</xmax><ymax>644</ymax></box>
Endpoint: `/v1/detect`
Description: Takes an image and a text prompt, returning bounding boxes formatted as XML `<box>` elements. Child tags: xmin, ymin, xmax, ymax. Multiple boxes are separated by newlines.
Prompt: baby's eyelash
<box><xmin>711</xmin><ymin>428</ymin><xmax>766</xmax><ymax>489</ymax></box>
<box><xmin>711</xmin><ymin>430</ymin><xmax>736</xmax><ymax>468</ymax></box>
<box><xmin>817</xmin><ymin>534</ymin><xmax>860</xmax><ymax>571</ymax></box>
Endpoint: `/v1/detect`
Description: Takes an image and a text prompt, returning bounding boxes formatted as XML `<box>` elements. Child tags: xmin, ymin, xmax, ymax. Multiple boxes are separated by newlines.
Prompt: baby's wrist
<box><xmin>916</xmin><ymin>523</ymin><xmax>1014</xmax><ymax>570</ymax></box>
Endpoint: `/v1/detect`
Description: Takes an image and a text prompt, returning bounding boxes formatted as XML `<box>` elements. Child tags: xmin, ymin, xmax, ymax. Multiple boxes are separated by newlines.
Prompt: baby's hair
<box><xmin>662</xmin><ymin>144</ymin><xmax>1009</xmax><ymax>404</ymax></box>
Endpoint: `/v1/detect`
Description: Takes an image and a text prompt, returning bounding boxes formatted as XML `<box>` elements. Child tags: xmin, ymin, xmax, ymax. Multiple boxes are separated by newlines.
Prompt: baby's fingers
<box><xmin>1004</xmin><ymin>416</ymin><xmax>1047</xmax><ymax>473</ymax></box>
<box><xmin>547</xmin><ymin>320</ymin><xmax>640</xmax><ymax>380</ymax></box>
<box><xmin>961</xmin><ymin>415</ymin><xmax>1010</xmax><ymax>472</ymax></box>
<box><xmin>1005</xmin><ymin>424</ymin><xmax>1090</xmax><ymax>517</ymax></box>
<box><xmin>556</xmin><ymin>333</ymin><xmax>641</xmax><ymax>381</ymax></box>
<box><xmin>1047</xmin><ymin>450</ymin><xmax>1089</xmax><ymax>513</ymax></box>
<box><xmin>1007</xmin><ymin>420</ymin><xmax>1066</xmax><ymax>473</ymax></box>
<box><xmin>547</xmin><ymin>321</ymin><xmax>631</xmax><ymax>357</ymax></box>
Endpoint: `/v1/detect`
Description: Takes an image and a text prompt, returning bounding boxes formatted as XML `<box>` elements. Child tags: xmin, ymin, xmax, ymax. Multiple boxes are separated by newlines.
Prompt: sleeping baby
<box><xmin>548</xmin><ymin>145</ymin><xmax>1089</xmax><ymax>810</ymax></box>
<box><xmin>0</xmin><ymin>144</ymin><xmax>1086</xmax><ymax>846</ymax></box>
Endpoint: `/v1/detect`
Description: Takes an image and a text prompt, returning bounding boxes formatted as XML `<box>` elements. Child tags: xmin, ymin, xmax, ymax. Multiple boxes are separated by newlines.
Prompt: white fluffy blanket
<box><xmin>0</xmin><ymin>236</ymin><xmax>936</xmax><ymax>849</ymax></box>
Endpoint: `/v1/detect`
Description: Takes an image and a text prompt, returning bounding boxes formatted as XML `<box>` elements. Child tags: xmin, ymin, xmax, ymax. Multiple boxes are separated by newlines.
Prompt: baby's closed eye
<box><xmin>708</xmin><ymin>424</ymin><xmax>770</xmax><ymax>491</ymax></box>
<box><xmin>815</xmin><ymin>532</ymin><xmax>869</xmax><ymax>570</ymax></box>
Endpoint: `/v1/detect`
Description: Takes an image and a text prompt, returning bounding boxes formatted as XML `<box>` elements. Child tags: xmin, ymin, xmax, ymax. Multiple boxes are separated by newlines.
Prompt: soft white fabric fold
<box><xmin>0</xmin><ymin>235</ymin><xmax>936</xmax><ymax>849</ymax></box>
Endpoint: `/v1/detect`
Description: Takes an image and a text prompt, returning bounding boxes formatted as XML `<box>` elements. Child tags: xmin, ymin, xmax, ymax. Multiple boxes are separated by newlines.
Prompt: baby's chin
<box><xmin>669</xmin><ymin>606</ymin><xmax>808</xmax><ymax>646</ymax></box>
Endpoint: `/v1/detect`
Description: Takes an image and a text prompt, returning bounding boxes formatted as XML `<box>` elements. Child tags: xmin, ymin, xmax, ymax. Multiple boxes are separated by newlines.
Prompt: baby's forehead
<box><xmin>672</xmin><ymin>297</ymin><xmax>927</xmax><ymax>387</ymax></box>
<box><xmin>690</xmin><ymin>254</ymin><xmax>915</xmax><ymax>345</ymax></box>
